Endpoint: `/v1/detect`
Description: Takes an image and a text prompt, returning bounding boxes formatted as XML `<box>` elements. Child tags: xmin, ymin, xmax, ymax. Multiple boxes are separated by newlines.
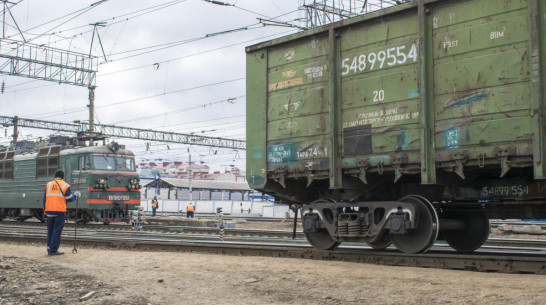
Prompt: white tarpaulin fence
<box><xmin>143</xmin><ymin>199</ymin><xmax>292</xmax><ymax>218</ymax></box>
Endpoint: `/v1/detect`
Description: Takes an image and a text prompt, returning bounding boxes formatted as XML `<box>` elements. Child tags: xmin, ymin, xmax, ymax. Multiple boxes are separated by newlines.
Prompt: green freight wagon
<box><xmin>246</xmin><ymin>0</ymin><xmax>546</xmax><ymax>253</ymax></box>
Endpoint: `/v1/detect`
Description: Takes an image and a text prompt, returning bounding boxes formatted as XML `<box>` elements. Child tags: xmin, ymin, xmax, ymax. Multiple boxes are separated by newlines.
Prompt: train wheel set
<box><xmin>302</xmin><ymin>195</ymin><xmax>490</xmax><ymax>254</ymax></box>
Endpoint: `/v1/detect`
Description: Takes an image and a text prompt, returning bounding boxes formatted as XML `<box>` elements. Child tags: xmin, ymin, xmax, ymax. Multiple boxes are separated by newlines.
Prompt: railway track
<box><xmin>1</xmin><ymin>219</ymin><xmax>546</xmax><ymax>240</ymax></box>
<box><xmin>1</xmin><ymin>223</ymin><xmax>546</xmax><ymax>274</ymax></box>
<box><xmin>0</xmin><ymin>220</ymin><xmax>305</xmax><ymax>238</ymax></box>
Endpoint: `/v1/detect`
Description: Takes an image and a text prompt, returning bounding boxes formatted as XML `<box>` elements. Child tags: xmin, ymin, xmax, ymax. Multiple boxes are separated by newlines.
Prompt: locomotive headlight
<box><xmin>98</xmin><ymin>177</ymin><xmax>108</xmax><ymax>184</ymax></box>
<box><xmin>129</xmin><ymin>178</ymin><xmax>140</xmax><ymax>190</ymax></box>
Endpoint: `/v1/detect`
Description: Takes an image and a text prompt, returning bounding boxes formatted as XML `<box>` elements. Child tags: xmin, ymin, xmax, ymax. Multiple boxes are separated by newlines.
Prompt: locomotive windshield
<box><xmin>92</xmin><ymin>155</ymin><xmax>135</xmax><ymax>171</ymax></box>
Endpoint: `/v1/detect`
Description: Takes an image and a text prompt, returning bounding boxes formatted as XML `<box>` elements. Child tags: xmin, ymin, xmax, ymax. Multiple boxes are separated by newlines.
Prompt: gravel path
<box><xmin>1</xmin><ymin>242</ymin><xmax>546</xmax><ymax>305</ymax></box>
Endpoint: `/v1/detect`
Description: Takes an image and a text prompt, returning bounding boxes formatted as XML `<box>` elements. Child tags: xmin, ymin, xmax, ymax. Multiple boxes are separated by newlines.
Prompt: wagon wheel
<box><xmin>442</xmin><ymin>211</ymin><xmax>489</xmax><ymax>253</ymax></box>
<box><xmin>305</xmin><ymin>229</ymin><xmax>340</xmax><ymax>250</ymax></box>
<box><xmin>367</xmin><ymin>232</ymin><xmax>392</xmax><ymax>250</ymax></box>
<box><xmin>389</xmin><ymin>195</ymin><xmax>439</xmax><ymax>254</ymax></box>
<box><xmin>304</xmin><ymin>198</ymin><xmax>340</xmax><ymax>251</ymax></box>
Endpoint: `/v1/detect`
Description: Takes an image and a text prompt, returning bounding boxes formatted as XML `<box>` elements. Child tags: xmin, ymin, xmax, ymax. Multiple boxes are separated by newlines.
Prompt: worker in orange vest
<box><xmin>186</xmin><ymin>202</ymin><xmax>195</xmax><ymax>218</ymax></box>
<box><xmin>43</xmin><ymin>170</ymin><xmax>80</xmax><ymax>256</ymax></box>
<box><xmin>152</xmin><ymin>196</ymin><xmax>159</xmax><ymax>217</ymax></box>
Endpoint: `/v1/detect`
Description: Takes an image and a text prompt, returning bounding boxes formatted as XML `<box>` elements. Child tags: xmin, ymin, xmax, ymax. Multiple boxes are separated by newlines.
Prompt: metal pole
<box><xmin>11</xmin><ymin>115</ymin><xmax>18</xmax><ymax>149</ymax></box>
<box><xmin>2</xmin><ymin>1</ymin><xmax>6</xmax><ymax>39</ymax></box>
<box><xmin>88</xmin><ymin>86</ymin><xmax>95</xmax><ymax>146</ymax></box>
<box><xmin>188</xmin><ymin>149</ymin><xmax>192</xmax><ymax>201</ymax></box>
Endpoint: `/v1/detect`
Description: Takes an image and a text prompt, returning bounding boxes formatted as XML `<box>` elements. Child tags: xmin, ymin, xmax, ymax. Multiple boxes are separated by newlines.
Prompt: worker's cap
<box><xmin>54</xmin><ymin>170</ymin><xmax>65</xmax><ymax>179</ymax></box>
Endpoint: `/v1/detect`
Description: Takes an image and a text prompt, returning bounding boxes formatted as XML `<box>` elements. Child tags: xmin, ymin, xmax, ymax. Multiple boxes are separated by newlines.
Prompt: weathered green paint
<box><xmin>341</xmin><ymin>69</ymin><xmax>419</xmax><ymax>110</ymax></box>
<box><xmin>436</xmin><ymin>84</ymin><xmax>530</xmax><ymax>120</ymax></box>
<box><xmin>267</xmin><ymin>113</ymin><xmax>329</xmax><ymax>141</ymax></box>
<box><xmin>246</xmin><ymin>51</ymin><xmax>268</xmax><ymax>188</ymax></box>
<box><xmin>530</xmin><ymin>0</ymin><xmax>546</xmax><ymax>178</ymax></box>
<box><xmin>267</xmin><ymin>85</ymin><xmax>328</xmax><ymax>121</ymax></box>
<box><xmin>419</xmin><ymin>4</ymin><xmax>436</xmax><ymax>184</ymax></box>
<box><xmin>329</xmin><ymin>27</ymin><xmax>343</xmax><ymax>189</ymax></box>
<box><xmin>246</xmin><ymin>0</ymin><xmax>545</xmax><ymax>197</ymax></box>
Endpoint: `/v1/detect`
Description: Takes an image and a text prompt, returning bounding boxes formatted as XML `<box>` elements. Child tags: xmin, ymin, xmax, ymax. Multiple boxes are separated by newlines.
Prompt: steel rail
<box><xmin>1</xmin><ymin>226</ymin><xmax>546</xmax><ymax>274</ymax></box>
<box><xmin>2</xmin><ymin>225</ymin><xmax>546</xmax><ymax>253</ymax></box>
<box><xmin>0</xmin><ymin>221</ymin><xmax>304</xmax><ymax>238</ymax></box>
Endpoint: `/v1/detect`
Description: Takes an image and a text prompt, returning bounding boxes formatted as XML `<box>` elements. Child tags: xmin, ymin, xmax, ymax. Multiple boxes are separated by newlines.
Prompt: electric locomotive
<box><xmin>0</xmin><ymin>140</ymin><xmax>141</xmax><ymax>224</ymax></box>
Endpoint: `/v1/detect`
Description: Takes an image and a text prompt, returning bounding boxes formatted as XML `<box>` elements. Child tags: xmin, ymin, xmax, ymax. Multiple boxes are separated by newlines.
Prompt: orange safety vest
<box><xmin>152</xmin><ymin>200</ymin><xmax>158</xmax><ymax>209</ymax></box>
<box><xmin>187</xmin><ymin>204</ymin><xmax>194</xmax><ymax>212</ymax></box>
<box><xmin>45</xmin><ymin>179</ymin><xmax>71</xmax><ymax>212</ymax></box>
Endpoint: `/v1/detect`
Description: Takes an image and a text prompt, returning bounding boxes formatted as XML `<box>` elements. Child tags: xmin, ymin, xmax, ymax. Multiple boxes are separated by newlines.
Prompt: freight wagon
<box><xmin>246</xmin><ymin>0</ymin><xmax>546</xmax><ymax>253</ymax></box>
<box><xmin>0</xmin><ymin>142</ymin><xmax>141</xmax><ymax>224</ymax></box>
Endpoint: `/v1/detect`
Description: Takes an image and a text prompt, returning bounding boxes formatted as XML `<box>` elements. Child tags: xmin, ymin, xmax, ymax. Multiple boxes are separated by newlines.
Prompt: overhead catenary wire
<box><xmin>26</xmin><ymin>0</ymin><xmax>108</xmax><ymax>43</ymax></box>
<box><xmin>99</xmin><ymin>29</ymin><xmax>295</xmax><ymax>76</ymax></box>
<box><xmin>3</xmin><ymin>0</ymin><xmax>106</xmax><ymax>40</ymax></box>
<box><xmin>22</xmin><ymin>77</ymin><xmax>245</xmax><ymax>120</ymax></box>
<box><xmin>9</xmin><ymin>0</ymin><xmax>187</xmax><ymax>43</ymax></box>
<box><xmin>112</xmin><ymin>95</ymin><xmax>244</xmax><ymax>125</ymax></box>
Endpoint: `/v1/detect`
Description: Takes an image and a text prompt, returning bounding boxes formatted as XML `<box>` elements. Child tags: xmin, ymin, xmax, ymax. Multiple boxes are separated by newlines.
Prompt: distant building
<box><xmin>138</xmin><ymin>160</ymin><xmax>245</xmax><ymax>182</ymax></box>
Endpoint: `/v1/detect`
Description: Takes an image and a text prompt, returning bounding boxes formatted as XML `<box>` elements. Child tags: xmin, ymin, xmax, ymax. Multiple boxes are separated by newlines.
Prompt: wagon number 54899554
<box><xmin>341</xmin><ymin>44</ymin><xmax>418</xmax><ymax>76</ymax></box>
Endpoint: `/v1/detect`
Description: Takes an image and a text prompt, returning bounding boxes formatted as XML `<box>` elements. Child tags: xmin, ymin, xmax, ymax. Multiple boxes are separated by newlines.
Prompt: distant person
<box><xmin>152</xmin><ymin>196</ymin><xmax>159</xmax><ymax>217</ymax></box>
<box><xmin>44</xmin><ymin>170</ymin><xmax>81</xmax><ymax>256</ymax></box>
<box><xmin>186</xmin><ymin>202</ymin><xmax>195</xmax><ymax>218</ymax></box>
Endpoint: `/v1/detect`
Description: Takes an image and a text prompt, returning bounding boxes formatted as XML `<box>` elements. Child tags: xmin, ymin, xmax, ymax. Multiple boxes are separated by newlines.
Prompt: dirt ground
<box><xmin>1</xmin><ymin>243</ymin><xmax>546</xmax><ymax>305</ymax></box>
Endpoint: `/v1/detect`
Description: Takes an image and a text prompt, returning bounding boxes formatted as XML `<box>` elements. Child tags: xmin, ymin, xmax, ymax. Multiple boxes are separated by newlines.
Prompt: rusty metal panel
<box><xmin>432</xmin><ymin>0</ymin><xmax>532</xmax><ymax>168</ymax></box>
<box><xmin>339</xmin><ymin>10</ymin><xmax>420</xmax><ymax>164</ymax></box>
<box><xmin>530</xmin><ymin>0</ymin><xmax>546</xmax><ymax>178</ymax></box>
<box><xmin>246</xmin><ymin>51</ymin><xmax>268</xmax><ymax>189</ymax></box>
<box><xmin>265</xmin><ymin>33</ymin><xmax>331</xmax><ymax>172</ymax></box>
<box><xmin>267</xmin><ymin>113</ymin><xmax>329</xmax><ymax>141</ymax></box>
<box><xmin>247</xmin><ymin>0</ymin><xmax>546</xmax><ymax>199</ymax></box>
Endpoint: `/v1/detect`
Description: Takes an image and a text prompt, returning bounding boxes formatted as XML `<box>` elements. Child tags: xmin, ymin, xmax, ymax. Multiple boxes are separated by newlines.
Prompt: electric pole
<box><xmin>88</xmin><ymin>87</ymin><xmax>95</xmax><ymax>146</ymax></box>
<box><xmin>10</xmin><ymin>116</ymin><xmax>17</xmax><ymax>149</ymax></box>
<box><xmin>188</xmin><ymin>148</ymin><xmax>193</xmax><ymax>202</ymax></box>
<box><xmin>88</xmin><ymin>22</ymin><xmax>106</xmax><ymax>146</ymax></box>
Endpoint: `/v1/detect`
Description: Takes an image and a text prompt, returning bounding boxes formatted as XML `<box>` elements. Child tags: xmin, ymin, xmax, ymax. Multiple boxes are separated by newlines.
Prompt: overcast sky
<box><xmin>0</xmin><ymin>0</ymin><xmax>395</xmax><ymax>172</ymax></box>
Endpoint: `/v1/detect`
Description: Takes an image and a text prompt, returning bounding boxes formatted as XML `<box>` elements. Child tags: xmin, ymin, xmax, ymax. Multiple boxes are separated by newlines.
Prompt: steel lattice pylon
<box><xmin>0</xmin><ymin>116</ymin><xmax>246</xmax><ymax>150</ymax></box>
<box><xmin>0</xmin><ymin>38</ymin><xmax>98</xmax><ymax>87</ymax></box>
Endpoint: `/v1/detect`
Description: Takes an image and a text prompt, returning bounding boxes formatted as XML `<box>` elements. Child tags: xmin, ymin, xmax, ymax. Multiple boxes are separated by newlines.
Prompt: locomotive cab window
<box><xmin>78</xmin><ymin>155</ymin><xmax>91</xmax><ymax>170</ymax></box>
<box><xmin>93</xmin><ymin>155</ymin><xmax>115</xmax><ymax>170</ymax></box>
<box><xmin>116</xmin><ymin>156</ymin><xmax>135</xmax><ymax>171</ymax></box>
<box><xmin>92</xmin><ymin>154</ymin><xmax>135</xmax><ymax>171</ymax></box>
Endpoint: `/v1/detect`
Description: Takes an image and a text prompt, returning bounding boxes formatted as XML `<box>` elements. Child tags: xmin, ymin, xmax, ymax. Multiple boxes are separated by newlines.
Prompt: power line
<box><xmin>112</xmin><ymin>95</ymin><xmax>244</xmax><ymax>125</ymax></box>
<box><xmin>26</xmin><ymin>0</ymin><xmax>108</xmax><ymax>43</ymax></box>
<box><xmin>5</xmin><ymin>0</ymin><xmax>102</xmax><ymax>40</ymax></box>
<box><xmin>21</xmin><ymin>77</ymin><xmax>245</xmax><ymax>120</ymax></box>
<box><xmin>99</xmin><ymin>29</ymin><xmax>296</xmax><ymax>77</ymax></box>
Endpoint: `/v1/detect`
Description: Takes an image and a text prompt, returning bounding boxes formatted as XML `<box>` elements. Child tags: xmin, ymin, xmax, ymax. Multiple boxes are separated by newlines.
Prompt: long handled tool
<box><xmin>72</xmin><ymin>167</ymin><xmax>86</xmax><ymax>254</ymax></box>
<box><xmin>292</xmin><ymin>204</ymin><xmax>299</xmax><ymax>240</ymax></box>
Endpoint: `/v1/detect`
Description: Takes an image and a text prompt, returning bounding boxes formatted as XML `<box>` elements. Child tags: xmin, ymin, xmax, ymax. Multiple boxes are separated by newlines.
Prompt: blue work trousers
<box><xmin>152</xmin><ymin>208</ymin><xmax>157</xmax><ymax>217</ymax></box>
<box><xmin>187</xmin><ymin>211</ymin><xmax>194</xmax><ymax>218</ymax></box>
<box><xmin>46</xmin><ymin>213</ymin><xmax>66</xmax><ymax>254</ymax></box>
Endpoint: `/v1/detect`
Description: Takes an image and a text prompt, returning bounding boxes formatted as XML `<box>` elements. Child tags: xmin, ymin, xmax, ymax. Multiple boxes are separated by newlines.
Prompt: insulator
<box><xmin>1</xmin><ymin>81</ymin><xmax>4</xmax><ymax>94</ymax></box>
